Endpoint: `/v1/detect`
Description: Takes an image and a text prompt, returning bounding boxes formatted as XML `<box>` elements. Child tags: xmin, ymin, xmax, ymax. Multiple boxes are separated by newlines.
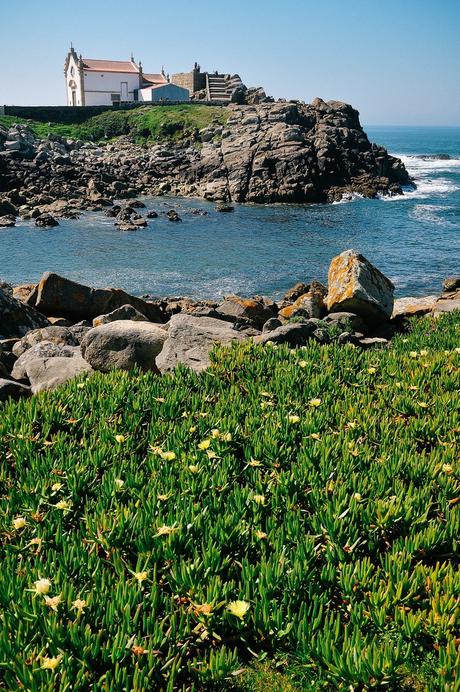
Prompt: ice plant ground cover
<box><xmin>0</xmin><ymin>313</ymin><xmax>459</xmax><ymax>690</ymax></box>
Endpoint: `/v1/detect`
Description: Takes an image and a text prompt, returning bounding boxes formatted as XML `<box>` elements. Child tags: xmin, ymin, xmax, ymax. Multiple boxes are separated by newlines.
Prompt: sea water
<box><xmin>1</xmin><ymin>126</ymin><xmax>459</xmax><ymax>299</ymax></box>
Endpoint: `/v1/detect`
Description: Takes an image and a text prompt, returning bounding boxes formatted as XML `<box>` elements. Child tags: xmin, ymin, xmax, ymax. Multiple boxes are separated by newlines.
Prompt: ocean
<box><xmin>1</xmin><ymin>125</ymin><xmax>459</xmax><ymax>299</ymax></box>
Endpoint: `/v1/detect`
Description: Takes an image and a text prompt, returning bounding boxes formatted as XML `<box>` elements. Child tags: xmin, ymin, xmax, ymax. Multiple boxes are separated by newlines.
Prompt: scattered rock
<box><xmin>254</xmin><ymin>321</ymin><xmax>317</xmax><ymax>346</ymax></box>
<box><xmin>0</xmin><ymin>378</ymin><xmax>31</xmax><ymax>401</ymax></box>
<box><xmin>326</xmin><ymin>250</ymin><xmax>394</xmax><ymax>322</ymax></box>
<box><xmin>146</xmin><ymin>210</ymin><xmax>159</xmax><ymax>219</ymax></box>
<box><xmin>0</xmin><ymin>215</ymin><xmax>15</xmax><ymax>227</ymax></box>
<box><xmin>358</xmin><ymin>337</ymin><xmax>389</xmax><ymax>348</ymax></box>
<box><xmin>92</xmin><ymin>304</ymin><xmax>149</xmax><ymax>327</ymax></box>
<box><xmin>81</xmin><ymin>320</ymin><xmax>167</xmax><ymax>373</ymax></box>
<box><xmin>11</xmin><ymin>342</ymin><xmax>81</xmax><ymax>381</ymax></box>
<box><xmin>35</xmin><ymin>213</ymin><xmax>59</xmax><ymax>228</ymax></box>
<box><xmin>156</xmin><ymin>314</ymin><xmax>248</xmax><ymax>373</ymax></box>
<box><xmin>323</xmin><ymin>311</ymin><xmax>367</xmax><ymax>333</ymax></box>
<box><xmin>215</xmin><ymin>203</ymin><xmax>234</xmax><ymax>212</ymax></box>
<box><xmin>262</xmin><ymin>317</ymin><xmax>283</xmax><ymax>332</ymax></box>
<box><xmin>167</xmin><ymin>210</ymin><xmax>182</xmax><ymax>222</ymax></box>
<box><xmin>12</xmin><ymin>326</ymin><xmax>79</xmax><ymax>357</ymax></box>
<box><xmin>215</xmin><ymin>295</ymin><xmax>275</xmax><ymax>330</ymax></box>
<box><xmin>0</xmin><ymin>286</ymin><xmax>49</xmax><ymax>339</ymax></box>
<box><xmin>442</xmin><ymin>276</ymin><xmax>460</xmax><ymax>294</ymax></box>
<box><xmin>279</xmin><ymin>282</ymin><xmax>326</xmax><ymax>320</ymax></box>
<box><xmin>282</xmin><ymin>282</ymin><xmax>310</xmax><ymax>303</ymax></box>
<box><xmin>25</xmin><ymin>355</ymin><xmax>93</xmax><ymax>394</ymax></box>
<box><xmin>392</xmin><ymin>296</ymin><xmax>438</xmax><ymax>319</ymax></box>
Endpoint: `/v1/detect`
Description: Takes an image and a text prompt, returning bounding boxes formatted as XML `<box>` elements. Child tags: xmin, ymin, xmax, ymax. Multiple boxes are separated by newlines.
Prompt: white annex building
<box><xmin>64</xmin><ymin>46</ymin><xmax>189</xmax><ymax>106</ymax></box>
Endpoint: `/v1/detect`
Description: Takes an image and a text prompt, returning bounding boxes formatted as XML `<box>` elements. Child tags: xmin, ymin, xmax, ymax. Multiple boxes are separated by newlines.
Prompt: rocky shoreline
<box><xmin>1</xmin><ymin>250</ymin><xmax>458</xmax><ymax>401</ymax></box>
<box><xmin>0</xmin><ymin>99</ymin><xmax>412</xmax><ymax>228</ymax></box>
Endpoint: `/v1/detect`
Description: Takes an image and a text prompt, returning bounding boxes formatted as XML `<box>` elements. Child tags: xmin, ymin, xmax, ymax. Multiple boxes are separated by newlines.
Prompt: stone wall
<box><xmin>171</xmin><ymin>69</ymin><xmax>206</xmax><ymax>94</ymax></box>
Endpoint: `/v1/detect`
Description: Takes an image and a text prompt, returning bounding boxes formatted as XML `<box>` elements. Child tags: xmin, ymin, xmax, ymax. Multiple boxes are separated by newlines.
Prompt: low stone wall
<box><xmin>2</xmin><ymin>102</ymin><xmax>229</xmax><ymax>124</ymax></box>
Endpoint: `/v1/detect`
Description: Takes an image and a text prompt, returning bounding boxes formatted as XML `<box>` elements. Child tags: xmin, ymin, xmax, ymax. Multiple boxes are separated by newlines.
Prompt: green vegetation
<box><xmin>0</xmin><ymin>105</ymin><xmax>230</xmax><ymax>144</ymax></box>
<box><xmin>0</xmin><ymin>313</ymin><xmax>459</xmax><ymax>690</ymax></box>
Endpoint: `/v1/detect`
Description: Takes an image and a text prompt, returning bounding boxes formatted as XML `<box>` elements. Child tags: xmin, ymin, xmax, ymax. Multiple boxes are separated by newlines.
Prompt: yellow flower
<box><xmin>367</xmin><ymin>367</ymin><xmax>377</xmax><ymax>374</ymax></box>
<box><xmin>160</xmin><ymin>451</ymin><xmax>176</xmax><ymax>461</ymax></box>
<box><xmin>227</xmin><ymin>600</ymin><xmax>250</xmax><ymax>620</ymax></box>
<box><xmin>28</xmin><ymin>537</ymin><xmax>43</xmax><ymax>550</ymax></box>
<box><xmin>156</xmin><ymin>525</ymin><xmax>176</xmax><ymax>536</ymax></box>
<box><xmin>71</xmin><ymin>598</ymin><xmax>87</xmax><ymax>613</ymax></box>
<box><xmin>13</xmin><ymin>516</ymin><xmax>26</xmax><ymax>530</ymax></box>
<box><xmin>248</xmin><ymin>459</ymin><xmax>262</xmax><ymax>467</ymax></box>
<box><xmin>442</xmin><ymin>464</ymin><xmax>453</xmax><ymax>475</ymax></box>
<box><xmin>409</xmin><ymin>351</ymin><xmax>418</xmax><ymax>358</ymax></box>
<box><xmin>134</xmin><ymin>571</ymin><xmax>148</xmax><ymax>583</ymax></box>
<box><xmin>157</xmin><ymin>494</ymin><xmax>170</xmax><ymax>501</ymax></box>
<box><xmin>455</xmin><ymin>348</ymin><xmax>460</xmax><ymax>354</ymax></box>
<box><xmin>198</xmin><ymin>439</ymin><xmax>211</xmax><ymax>450</ymax></box>
<box><xmin>77</xmin><ymin>382</ymin><xmax>86</xmax><ymax>389</ymax></box>
<box><xmin>255</xmin><ymin>530</ymin><xmax>267</xmax><ymax>540</ymax></box>
<box><xmin>420</xmin><ymin>350</ymin><xmax>428</xmax><ymax>356</ymax></box>
<box><xmin>115</xmin><ymin>434</ymin><xmax>126</xmax><ymax>443</ymax></box>
<box><xmin>55</xmin><ymin>500</ymin><xmax>71</xmax><ymax>511</ymax></box>
<box><xmin>353</xmin><ymin>492</ymin><xmax>362</xmax><ymax>501</ymax></box>
<box><xmin>310</xmin><ymin>433</ymin><xmax>321</xmax><ymax>441</ymax></box>
<box><xmin>418</xmin><ymin>402</ymin><xmax>429</xmax><ymax>409</ymax></box>
<box><xmin>189</xmin><ymin>426</ymin><xmax>196</xmax><ymax>433</ymax></box>
<box><xmin>41</xmin><ymin>654</ymin><xmax>63</xmax><ymax>670</ymax></box>
<box><xmin>223</xmin><ymin>432</ymin><xmax>232</xmax><ymax>442</ymax></box>
<box><xmin>51</xmin><ymin>482</ymin><xmax>63</xmax><ymax>492</ymax></box>
<box><xmin>193</xmin><ymin>602</ymin><xmax>213</xmax><ymax>616</ymax></box>
<box><xmin>299</xmin><ymin>360</ymin><xmax>307</xmax><ymax>368</ymax></box>
<box><xmin>211</xmin><ymin>428</ymin><xmax>220</xmax><ymax>438</ymax></box>
<box><xmin>32</xmin><ymin>578</ymin><xmax>51</xmax><ymax>595</ymax></box>
<box><xmin>253</xmin><ymin>494</ymin><xmax>266</xmax><ymax>505</ymax></box>
<box><xmin>114</xmin><ymin>478</ymin><xmax>124</xmax><ymax>488</ymax></box>
<box><xmin>188</xmin><ymin>465</ymin><xmax>200</xmax><ymax>474</ymax></box>
<box><xmin>288</xmin><ymin>414</ymin><xmax>300</xmax><ymax>424</ymax></box>
<box><xmin>44</xmin><ymin>595</ymin><xmax>62</xmax><ymax>611</ymax></box>
<box><xmin>206</xmin><ymin>450</ymin><xmax>217</xmax><ymax>459</ymax></box>
<box><xmin>309</xmin><ymin>398</ymin><xmax>322</xmax><ymax>407</ymax></box>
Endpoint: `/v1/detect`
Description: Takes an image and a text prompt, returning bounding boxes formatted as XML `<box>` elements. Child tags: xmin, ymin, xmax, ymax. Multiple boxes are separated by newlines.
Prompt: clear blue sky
<box><xmin>1</xmin><ymin>0</ymin><xmax>459</xmax><ymax>125</ymax></box>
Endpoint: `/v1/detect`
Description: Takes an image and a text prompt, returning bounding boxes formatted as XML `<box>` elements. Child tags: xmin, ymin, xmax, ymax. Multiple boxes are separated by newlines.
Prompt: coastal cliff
<box><xmin>0</xmin><ymin>100</ymin><xmax>410</xmax><ymax>222</ymax></box>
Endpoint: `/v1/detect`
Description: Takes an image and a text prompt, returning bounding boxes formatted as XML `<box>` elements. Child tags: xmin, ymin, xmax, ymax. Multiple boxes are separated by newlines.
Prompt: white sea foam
<box><xmin>381</xmin><ymin>153</ymin><xmax>460</xmax><ymax>201</ymax></box>
<box><xmin>410</xmin><ymin>204</ymin><xmax>455</xmax><ymax>226</ymax></box>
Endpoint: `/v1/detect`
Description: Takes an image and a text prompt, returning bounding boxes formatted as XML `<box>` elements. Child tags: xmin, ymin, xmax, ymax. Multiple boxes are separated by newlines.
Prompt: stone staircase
<box><xmin>206</xmin><ymin>74</ymin><xmax>232</xmax><ymax>102</ymax></box>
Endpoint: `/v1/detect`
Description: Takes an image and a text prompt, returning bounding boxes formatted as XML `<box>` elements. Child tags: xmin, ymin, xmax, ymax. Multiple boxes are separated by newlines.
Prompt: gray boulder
<box><xmin>81</xmin><ymin>320</ymin><xmax>167</xmax><ymax>373</ymax></box>
<box><xmin>0</xmin><ymin>378</ymin><xmax>31</xmax><ymax>401</ymax></box>
<box><xmin>12</xmin><ymin>342</ymin><xmax>81</xmax><ymax>381</ymax></box>
<box><xmin>215</xmin><ymin>295</ymin><xmax>275</xmax><ymax>329</ymax></box>
<box><xmin>12</xmin><ymin>326</ymin><xmax>79</xmax><ymax>357</ymax></box>
<box><xmin>92</xmin><ymin>304</ymin><xmax>149</xmax><ymax>327</ymax></box>
<box><xmin>254</xmin><ymin>321</ymin><xmax>317</xmax><ymax>347</ymax></box>
<box><xmin>156</xmin><ymin>314</ymin><xmax>248</xmax><ymax>373</ymax></box>
<box><xmin>0</xmin><ymin>286</ymin><xmax>49</xmax><ymax>339</ymax></box>
<box><xmin>25</xmin><ymin>356</ymin><xmax>93</xmax><ymax>394</ymax></box>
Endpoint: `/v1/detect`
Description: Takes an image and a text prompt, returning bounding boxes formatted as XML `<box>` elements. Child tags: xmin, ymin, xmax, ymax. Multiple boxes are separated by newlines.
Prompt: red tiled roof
<box><xmin>143</xmin><ymin>73</ymin><xmax>167</xmax><ymax>85</ymax></box>
<box><xmin>82</xmin><ymin>58</ymin><xmax>139</xmax><ymax>73</ymax></box>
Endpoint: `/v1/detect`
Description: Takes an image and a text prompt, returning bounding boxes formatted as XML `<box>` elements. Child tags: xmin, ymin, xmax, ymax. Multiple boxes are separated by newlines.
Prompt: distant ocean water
<box><xmin>1</xmin><ymin>125</ymin><xmax>459</xmax><ymax>299</ymax></box>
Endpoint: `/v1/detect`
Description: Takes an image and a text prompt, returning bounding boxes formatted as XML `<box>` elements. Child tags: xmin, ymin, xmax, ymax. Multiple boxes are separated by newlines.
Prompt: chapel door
<box><xmin>121</xmin><ymin>82</ymin><xmax>128</xmax><ymax>101</ymax></box>
<box><xmin>71</xmin><ymin>90</ymin><xmax>76</xmax><ymax>106</ymax></box>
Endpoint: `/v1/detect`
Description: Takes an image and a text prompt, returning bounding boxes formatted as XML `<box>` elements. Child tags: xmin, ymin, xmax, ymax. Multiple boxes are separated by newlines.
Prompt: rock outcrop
<box><xmin>0</xmin><ymin>100</ymin><xmax>411</xmax><ymax>222</ymax></box>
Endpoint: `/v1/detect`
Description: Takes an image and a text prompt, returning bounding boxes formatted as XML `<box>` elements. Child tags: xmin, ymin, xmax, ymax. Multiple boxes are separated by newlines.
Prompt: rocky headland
<box><xmin>0</xmin><ymin>99</ymin><xmax>411</xmax><ymax>228</ymax></box>
<box><xmin>1</xmin><ymin>250</ymin><xmax>458</xmax><ymax>401</ymax></box>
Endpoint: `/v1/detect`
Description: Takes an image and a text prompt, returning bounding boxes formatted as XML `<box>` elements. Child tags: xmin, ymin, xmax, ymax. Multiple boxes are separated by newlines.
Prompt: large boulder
<box><xmin>12</xmin><ymin>326</ymin><xmax>79</xmax><ymax>357</ymax></box>
<box><xmin>215</xmin><ymin>295</ymin><xmax>275</xmax><ymax>329</ymax></box>
<box><xmin>25</xmin><ymin>356</ymin><xmax>93</xmax><ymax>394</ymax></box>
<box><xmin>81</xmin><ymin>320</ymin><xmax>167</xmax><ymax>373</ymax></box>
<box><xmin>0</xmin><ymin>378</ymin><xmax>31</xmax><ymax>402</ymax></box>
<box><xmin>12</xmin><ymin>342</ymin><xmax>81</xmax><ymax>381</ymax></box>
<box><xmin>156</xmin><ymin>314</ymin><xmax>248</xmax><ymax>373</ymax></box>
<box><xmin>28</xmin><ymin>272</ymin><xmax>164</xmax><ymax>323</ymax></box>
<box><xmin>0</xmin><ymin>287</ymin><xmax>49</xmax><ymax>339</ymax></box>
<box><xmin>326</xmin><ymin>250</ymin><xmax>394</xmax><ymax>322</ymax></box>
